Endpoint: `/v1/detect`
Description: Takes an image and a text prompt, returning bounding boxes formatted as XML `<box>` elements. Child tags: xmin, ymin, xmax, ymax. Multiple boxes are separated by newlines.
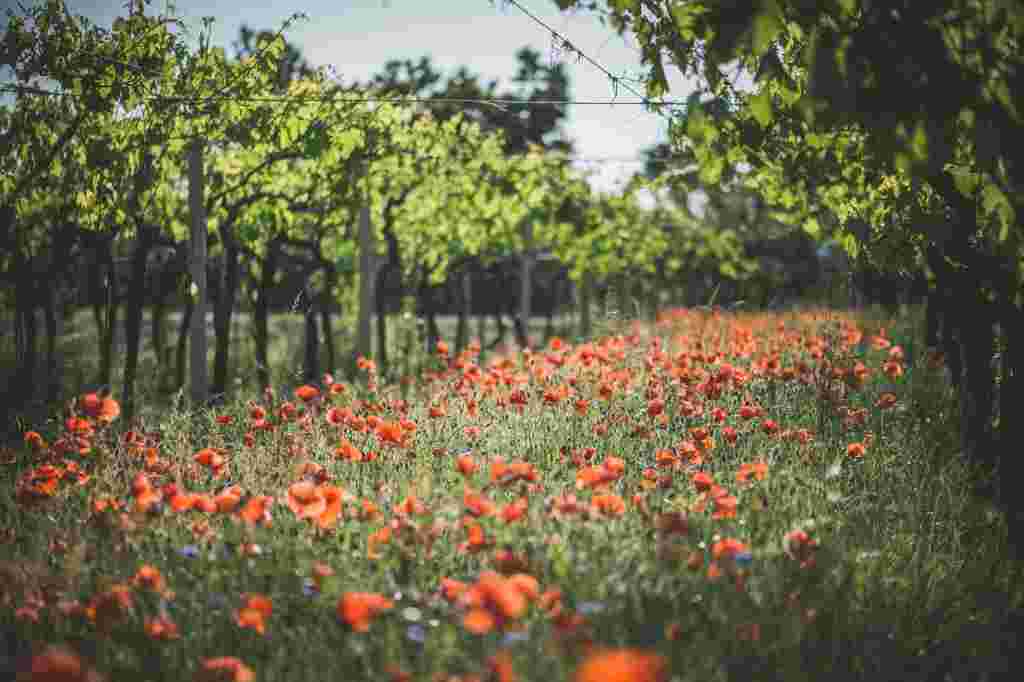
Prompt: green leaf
<box><xmin>894</xmin><ymin>152</ymin><xmax>912</xmax><ymax>174</ymax></box>
<box><xmin>699</xmin><ymin>155</ymin><xmax>724</xmax><ymax>185</ymax></box>
<box><xmin>303</xmin><ymin>125</ymin><xmax>328</xmax><ymax>159</ymax></box>
<box><xmin>750</xmin><ymin>89</ymin><xmax>773</xmax><ymax>127</ymax></box>
<box><xmin>910</xmin><ymin>121</ymin><xmax>929</xmax><ymax>162</ymax></box>
<box><xmin>980</xmin><ymin>184</ymin><xmax>1015</xmax><ymax>241</ymax></box>
<box><xmin>950</xmin><ymin>168</ymin><xmax>979</xmax><ymax>197</ymax></box>
<box><xmin>752</xmin><ymin>3</ymin><xmax>784</xmax><ymax>56</ymax></box>
<box><xmin>238</xmin><ymin>222</ymin><xmax>260</xmax><ymax>244</ymax></box>
<box><xmin>803</xmin><ymin>215</ymin><xmax>821</xmax><ymax>238</ymax></box>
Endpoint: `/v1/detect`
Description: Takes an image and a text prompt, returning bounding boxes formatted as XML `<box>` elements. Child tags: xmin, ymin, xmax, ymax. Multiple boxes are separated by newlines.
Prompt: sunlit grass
<box><xmin>2</xmin><ymin>305</ymin><xmax>1020</xmax><ymax>682</ymax></box>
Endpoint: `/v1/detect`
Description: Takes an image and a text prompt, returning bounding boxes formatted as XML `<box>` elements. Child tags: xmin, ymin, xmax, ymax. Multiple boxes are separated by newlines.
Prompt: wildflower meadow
<box><xmin>2</xmin><ymin>306</ymin><xmax>1020</xmax><ymax>681</ymax></box>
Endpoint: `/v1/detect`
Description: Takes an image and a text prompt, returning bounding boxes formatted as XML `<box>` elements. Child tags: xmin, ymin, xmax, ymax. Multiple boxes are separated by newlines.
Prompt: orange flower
<box><xmin>368</xmin><ymin>526</ymin><xmax>392</xmax><ymax>559</ymax></box>
<box><xmin>335</xmin><ymin>439</ymin><xmax>364</xmax><ymax>462</ymax></box>
<box><xmin>311</xmin><ymin>562</ymin><xmax>335</xmax><ymax>590</ymax></box>
<box><xmin>214</xmin><ymin>486</ymin><xmax>243</xmax><ymax>513</ymax></box>
<box><xmin>473</xmin><ymin>571</ymin><xmax>528</xmax><ymax>621</ymax></box>
<box><xmin>89</xmin><ymin>583</ymin><xmax>134</xmax><ymax>632</ymax></box>
<box><xmin>132</xmin><ymin>565</ymin><xmax>166</xmax><ymax>593</ymax></box>
<box><xmin>24</xmin><ymin>430</ymin><xmax>46</xmax><ymax>450</ymax></box>
<box><xmin>440</xmin><ymin>577</ymin><xmax>469</xmax><ymax>601</ymax></box>
<box><xmin>294</xmin><ymin>384</ymin><xmax>320</xmax><ymax>402</ymax></box>
<box><xmin>491</xmin><ymin>458</ymin><xmax>539</xmax><ymax>485</ymax></box>
<box><xmin>235</xmin><ymin>594</ymin><xmax>273</xmax><ymax>635</ymax></box>
<box><xmin>338</xmin><ymin>591</ymin><xmax>394</xmax><ymax>631</ymax></box>
<box><xmin>459</xmin><ymin>520</ymin><xmax>491</xmax><ymax>553</ymax></box>
<box><xmin>784</xmin><ymin>528</ymin><xmax>819</xmax><ymax>567</ymax></box>
<box><xmin>464</xmin><ymin>489</ymin><xmax>497</xmax><ymax>517</ymax></box>
<box><xmin>543</xmin><ymin>383</ymin><xmax>572</xmax><ymax>405</ymax></box>
<box><xmin>79</xmin><ymin>393</ymin><xmax>121</xmax><ymax>424</ymax></box>
<box><xmin>194</xmin><ymin>448</ymin><xmax>227</xmax><ymax>474</ymax></box>
<box><xmin>591</xmin><ymin>493</ymin><xmax>626</xmax><ymax>516</ymax></box>
<box><xmin>711</xmin><ymin>495</ymin><xmax>738</xmax><ymax>520</ymax></box>
<box><xmin>882</xmin><ymin>359</ymin><xmax>903</xmax><ymax>379</ymax></box>
<box><xmin>195</xmin><ymin>656</ymin><xmax>255</xmax><ymax>682</ymax></box>
<box><xmin>506</xmin><ymin>573</ymin><xmax>540</xmax><ymax>601</ymax></box>
<box><xmin>21</xmin><ymin>645</ymin><xmax>103</xmax><ymax>682</ymax></box>
<box><xmin>574</xmin><ymin>648</ymin><xmax>668</xmax><ymax>682</ymax></box>
<box><xmin>646</xmin><ymin>398</ymin><xmax>665</xmax><ymax>417</ymax></box>
<box><xmin>846</xmin><ymin>441</ymin><xmax>867</xmax><ymax>459</ymax></box>
<box><xmin>238</xmin><ymin>496</ymin><xmax>273</xmax><ymax>526</ymax></box>
<box><xmin>463</xmin><ymin>606</ymin><xmax>497</xmax><ymax>634</ymax></box>
<box><xmin>691</xmin><ymin>471</ymin><xmax>714</xmax><ymax>492</ymax></box>
<box><xmin>711</xmin><ymin>537</ymin><xmax>749</xmax><ymax>560</ymax></box>
<box><xmin>144</xmin><ymin>615</ymin><xmax>180</xmax><ymax>641</ymax></box>
<box><xmin>735</xmin><ymin>461</ymin><xmax>769</xmax><ymax>485</ymax></box>
<box><xmin>876</xmin><ymin>392</ymin><xmax>898</xmax><ymax>409</ymax></box>
<box><xmin>286</xmin><ymin>480</ymin><xmax>327</xmax><ymax>520</ymax></box>
<box><xmin>396</xmin><ymin>495</ymin><xmax>427</xmax><ymax>516</ymax></box>
<box><xmin>457</xmin><ymin>453</ymin><xmax>479</xmax><ymax>476</ymax></box>
<box><xmin>488</xmin><ymin>650</ymin><xmax>517</xmax><ymax>682</ymax></box>
<box><xmin>376</xmin><ymin>420</ymin><xmax>406</xmax><ymax>446</ymax></box>
<box><xmin>317</xmin><ymin>485</ymin><xmax>344</xmax><ymax>530</ymax></box>
<box><xmin>501</xmin><ymin>498</ymin><xmax>529</xmax><ymax>523</ymax></box>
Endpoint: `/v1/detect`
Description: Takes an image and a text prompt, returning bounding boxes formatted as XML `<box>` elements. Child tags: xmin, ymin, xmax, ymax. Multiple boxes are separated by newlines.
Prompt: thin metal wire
<box><xmin>0</xmin><ymin>83</ymin><xmax>686</xmax><ymax>107</ymax></box>
<box><xmin>497</xmin><ymin>0</ymin><xmax>674</xmax><ymax>120</ymax></box>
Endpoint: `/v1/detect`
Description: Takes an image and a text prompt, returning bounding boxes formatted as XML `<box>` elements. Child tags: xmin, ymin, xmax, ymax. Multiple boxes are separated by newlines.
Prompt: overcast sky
<box><xmin>8</xmin><ymin>0</ymin><xmax>696</xmax><ymax>193</ymax></box>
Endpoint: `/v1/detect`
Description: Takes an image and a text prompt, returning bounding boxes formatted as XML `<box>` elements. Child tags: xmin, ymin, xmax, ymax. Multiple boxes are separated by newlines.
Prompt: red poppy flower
<box><xmin>145</xmin><ymin>615</ymin><xmax>181</xmax><ymax>641</ymax></box>
<box><xmin>591</xmin><ymin>493</ymin><xmax>626</xmax><ymax>516</ymax></box>
<box><xmin>294</xmin><ymin>385</ymin><xmax>320</xmax><ymax>402</ymax></box>
<box><xmin>23</xmin><ymin>646</ymin><xmax>104</xmax><ymax>682</ymax></box>
<box><xmin>195</xmin><ymin>656</ymin><xmax>255</xmax><ymax>682</ymax></box>
<box><xmin>338</xmin><ymin>592</ymin><xmax>394</xmax><ymax>631</ymax></box>
<box><xmin>574</xmin><ymin>648</ymin><xmax>668</xmax><ymax>682</ymax></box>
<box><xmin>286</xmin><ymin>480</ymin><xmax>327</xmax><ymax>520</ymax></box>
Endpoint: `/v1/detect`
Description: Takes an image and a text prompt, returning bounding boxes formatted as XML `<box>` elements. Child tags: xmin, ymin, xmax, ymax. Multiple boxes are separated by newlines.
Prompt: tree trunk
<box><xmin>1000</xmin><ymin>303</ymin><xmax>1024</xmax><ymax>557</ymax></box>
<box><xmin>957</xmin><ymin>302</ymin><xmax>995</xmax><ymax>470</ymax></box>
<box><xmin>122</xmin><ymin>228</ymin><xmax>153</xmax><ymax>423</ymax></box>
<box><xmin>579</xmin><ymin>272</ymin><xmax>593</xmax><ymax>339</ymax></box>
<box><xmin>518</xmin><ymin>223</ymin><xmax>533</xmax><ymax>349</ymax></box>
<box><xmin>376</xmin><ymin>297</ymin><xmax>388</xmax><ymax>376</ymax></box>
<box><xmin>354</xmin><ymin>205</ymin><xmax>376</xmax><ymax>373</ymax></box>
<box><xmin>303</xmin><ymin>285</ymin><xmax>320</xmax><ymax>384</ymax></box>
<box><xmin>322</xmin><ymin>269</ymin><xmax>337</xmax><ymax>376</ymax></box>
<box><xmin>188</xmin><ymin>139</ymin><xmax>209</xmax><ymax>408</ymax></box>
<box><xmin>13</xmin><ymin>266</ymin><xmax>38</xmax><ymax>408</ymax></box>
<box><xmin>43</xmin><ymin>283</ymin><xmax>60</xmax><ymax>404</ymax></box>
<box><xmin>477</xmin><ymin>307</ymin><xmax>487</xmax><ymax>354</ymax></box>
<box><xmin>96</xmin><ymin>247</ymin><xmax>117</xmax><ymax>391</ymax></box>
<box><xmin>617</xmin><ymin>272</ymin><xmax>632</xmax><ymax>319</ymax></box>
<box><xmin>152</xmin><ymin>295</ymin><xmax>168</xmax><ymax>392</ymax></box>
<box><xmin>175</xmin><ymin>300</ymin><xmax>193</xmax><ymax>393</ymax></box>
<box><xmin>456</xmin><ymin>264</ymin><xmax>472</xmax><ymax>353</ymax></box>
<box><xmin>254</xmin><ymin>240</ymin><xmax>278</xmax><ymax>391</ymax></box>
<box><xmin>211</xmin><ymin>226</ymin><xmax>240</xmax><ymax>403</ymax></box>
<box><xmin>420</xmin><ymin>273</ymin><xmax>442</xmax><ymax>356</ymax></box>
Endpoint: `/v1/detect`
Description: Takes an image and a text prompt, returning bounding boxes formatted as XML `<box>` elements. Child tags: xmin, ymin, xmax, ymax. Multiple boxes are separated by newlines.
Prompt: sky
<box><xmin>4</xmin><ymin>0</ymin><xmax>696</xmax><ymax>193</ymax></box>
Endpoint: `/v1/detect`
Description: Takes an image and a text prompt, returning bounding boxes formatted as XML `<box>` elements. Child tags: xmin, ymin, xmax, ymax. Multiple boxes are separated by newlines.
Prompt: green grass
<box><xmin>1</xmin><ymin>304</ymin><xmax>1021</xmax><ymax>682</ymax></box>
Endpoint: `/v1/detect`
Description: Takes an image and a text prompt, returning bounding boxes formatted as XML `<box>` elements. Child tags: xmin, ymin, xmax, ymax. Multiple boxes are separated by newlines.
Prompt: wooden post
<box><xmin>579</xmin><ymin>271</ymin><xmax>593</xmax><ymax>339</ymax></box>
<box><xmin>520</xmin><ymin>220</ymin><xmax>533</xmax><ymax>349</ymax></box>
<box><xmin>188</xmin><ymin>138</ymin><xmax>208</xmax><ymax>408</ymax></box>
<box><xmin>355</xmin><ymin>204</ymin><xmax>376</xmax><ymax>365</ymax></box>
